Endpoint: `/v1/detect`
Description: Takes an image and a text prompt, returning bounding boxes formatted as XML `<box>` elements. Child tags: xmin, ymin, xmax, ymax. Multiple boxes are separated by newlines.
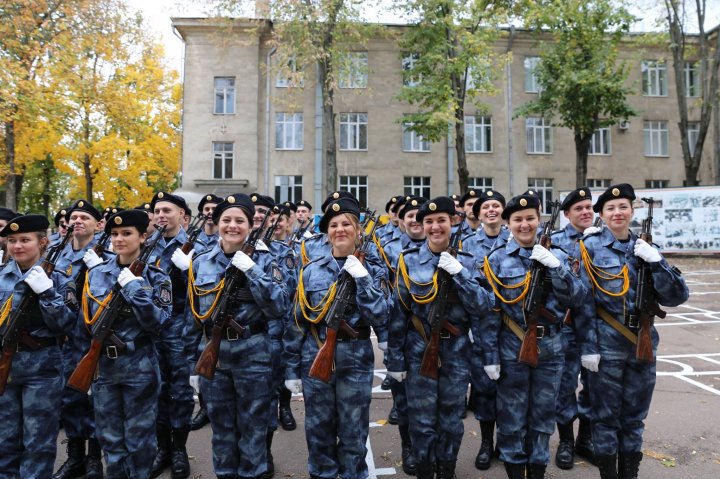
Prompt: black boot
<box><xmin>52</xmin><ymin>438</ymin><xmax>86</xmax><ymax>479</ymax></box>
<box><xmin>85</xmin><ymin>438</ymin><xmax>104</xmax><ymax>479</ymax></box>
<box><xmin>503</xmin><ymin>462</ymin><xmax>526</xmax><ymax>479</ymax></box>
<box><xmin>170</xmin><ymin>429</ymin><xmax>191</xmax><ymax>479</ymax></box>
<box><xmin>618</xmin><ymin>452</ymin><xmax>642</xmax><ymax>479</ymax></box>
<box><xmin>527</xmin><ymin>463</ymin><xmax>546</xmax><ymax>479</ymax></box>
<box><xmin>555</xmin><ymin>421</ymin><xmax>575</xmax><ymax>470</ymax></box>
<box><xmin>474</xmin><ymin>420</ymin><xmax>495</xmax><ymax>470</ymax></box>
<box><xmin>388</xmin><ymin>404</ymin><xmax>398</xmax><ymax>425</ymax></box>
<box><xmin>398</xmin><ymin>424</ymin><xmax>417</xmax><ymax>475</ymax></box>
<box><xmin>415</xmin><ymin>462</ymin><xmax>435</xmax><ymax>479</ymax></box>
<box><xmin>151</xmin><ymin>425</ymin><xmax>172</xmax><ymax>478</ymax></box>
<box><xmin>436</xmin><ymin>460</ymin><xmax>456</xmax><ymax>479</ymax></box>
<box><xmin>575</xmin><ymin>418</ymin><xmax>596</xmax><ymax>465</ymax></box>
<box><xmin>381</xmin><ymin>374</ymin><xmax>394</xmax><ymax>390</ymax></box>
<box><xmin>191</xmin><ymin>393</ymin><xmax>210</xmax><ymax>431</ymax></box>
<box><xmin>260</xmin><ymin>430</ymin><xmax>275</xmax><ymax>479</ymax></box>
<box><xmin>596</xmin><ymin>454</ymin><xmax>618</xmax><ymax>479</ymax></box>
<box><xmin>278</xmin><ymin>386</ymin><xmax>297</xmax><ymax>431</ymax></box>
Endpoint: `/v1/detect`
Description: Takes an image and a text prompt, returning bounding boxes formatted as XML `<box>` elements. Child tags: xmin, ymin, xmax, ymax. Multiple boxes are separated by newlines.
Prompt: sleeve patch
<box><xmin>272</xmin><ymin>265</ymin><xmax>283</xmax><ymax>283</ymax></box>
<box><xmin>157</xmin><ymin>282</ymin><xmax>172</xmax><ymax>306</ymax></box>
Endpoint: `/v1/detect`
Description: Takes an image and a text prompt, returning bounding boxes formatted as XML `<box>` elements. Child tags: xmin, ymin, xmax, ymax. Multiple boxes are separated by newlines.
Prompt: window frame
<box><xmin>212</xmin><ymin>141</ymin><xmax>234</xmax><ymax>179</ymax></box>
<box><xmin>527</xmin><ymin>177</ymin><xmax>554</xmax><ymax>213</ymax></box>
<box><xmin>339</xmin><ymin>175</ymin><xmax>368</xmax><ymax>208</ymax></box>
<box><xmin>213</xmin><ymin>77</ymin><xmax>236</xmax><ymax>115</ymax></box>
<box><xmin>274</xmin><ymin>175</ymin><xmax>303</xmax><ymax>203</ymax></box>
<box><xmin>402</xmin><ymin>122</ymin><xmax>430</xmax><ymax>152</ymax></box>
<box><xmin>403</xmin><ymin>176</ymin><xmax>431</xmax><ymax>198</ymax></box>
<box><xmin>465</xmin><ymin>115</ymin><xmax>493</xmax><ymax>153</ymax></box>
<box><xmin>643</xmin><ymin>120</ymin><xmax>669</xmax><ymax>157</ymax></box>
<box><xmin>589</xmin><ymin>127</ymin><xmax>611</xmax><ymax>155</ymax></box>
<box><xmin>642</xmin><ymin>60</ymin><xmax>668</xmax><ymax>97</ymax></box>
<box><xmin>338</xmin><ymin>52</ymin><xmax>368</xmax><ymax>89</ymax></box>
<box><xmin>339</xmin><ymin>113</ymin><xmax>368</xmax><ymax>151</ymax></box>
<box><xmin>524</xmin><ymin>56</ymin><xmax>542</xmax><ymax>94</ymax></box>
<box><xmin>275</xmin><ymin>112</ymin><xmax>304</xmax><ymax>150</ymax></box>
<box><xmin>526</xmin><ymin>117</ymin><xmax>553</xmax><ymax>154</ymax></box>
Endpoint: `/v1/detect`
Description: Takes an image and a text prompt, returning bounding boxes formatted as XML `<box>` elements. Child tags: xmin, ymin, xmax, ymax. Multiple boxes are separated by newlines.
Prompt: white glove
<box><xmin>386</xmin><ymin>371</ymin><xmax>406</xmax><ymax>382</ymax></box>
<box><xmin>634</xmin><ymin>238</ymin><xmax>662</xmax><ymax>263</ymax></box>
<box><xmin>0</xmin><ymin>250</ymin><xmax>4</xmax><ymax>264</ymax></box>
<box><xmin>118</xmin><ymin>268</ymin><xmax>142</xmax><ymax>287</ymax></box>
<box><xmin>24</xmin><ymin>266</ymin><xmax>53</xmax><ymax>294</ymax></box>
<box><xmin>285</xmin><ymin>379</ymin><xmax>303</xmax><ymax>394</ymax></box>
<box><xmin>83</xmin><ymin>249</ymin><xmax>103</xmax><ymax>269</ymax></box>
<box><xmin>342</xmin><ymin>254</ymin><xmax>369</xmax><ymax>278</ymax></box>
<box><xmin>438</xmin><ymin>251</ymin><xmax>463</xmax><ymax>275</ymax></box>
<box><xmin>484</xmin><ymin>364</ymin><xmax>501</xmax><ymax>381</ymax></box>
<box><xmin>171</xmin><ymin>248</ymin><xmax>194</xmax><ymax>271</ymax></box>
<box><xmin>583</xmin><ymin>226</ymin><xmax>602</xmax><ymax>236</ymax></box>
<box><xmin>231</xmin><ymin>251</ymin><xmax>256</xmax><ymax>272</ymax></box>
<box><xmin>377</xmin><ymin>341</ymin><xmax>388</xmax><ymax>352</ymax></box>
<box><xmin>530</xmin><ymin>244</ymin><xmax>561</xmax><ymax>268</ymax></box>
<box><xmin>581</xmin><ymin>354</ymin><xmax>600</xmax><ymax>372</ymax></box>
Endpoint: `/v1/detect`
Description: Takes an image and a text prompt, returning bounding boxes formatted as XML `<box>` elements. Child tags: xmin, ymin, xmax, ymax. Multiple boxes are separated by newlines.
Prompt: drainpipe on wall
<box><xmin>172</xmin><ymin>24</ymin><xmax>186</xmax><ymax>189</ymax></box>
<box><xmin>264</xmin><ymin>46</ymin><xmax>277</xmax><ymax>194</ymax></box>
<box><xmin>506</xmin><ymin>25</ymin><xmax>516</xmax><ymax>195</ymax></box>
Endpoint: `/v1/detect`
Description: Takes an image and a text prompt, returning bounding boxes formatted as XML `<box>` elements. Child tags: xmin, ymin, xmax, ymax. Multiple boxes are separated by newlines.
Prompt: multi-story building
<box><xmin>171</xmin><ymin>17</ymin><xmax>717</xmax><ymax>212</ymax></box>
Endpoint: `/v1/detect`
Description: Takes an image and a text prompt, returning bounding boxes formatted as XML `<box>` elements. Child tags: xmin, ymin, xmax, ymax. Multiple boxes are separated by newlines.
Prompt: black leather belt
<box><xmin>525</xmin><ymin>323</ymin><xmax>562</xmax><ymax>339</ymax></box>
<box><xmin>215</xmin><ymin>322</ymin><xmax>267</xmax><ymax>342</ymax></box>
<box><xmin>103</xmin><ymin>335</ymin><xmax>153</xmax><ymax>359</ymax></box>
<box><xmin>336</xmin><ymin>326</ymin><xmax>371</xmax><ymax>342</ymax></box>
<box><xmin>13</xmin><ymin>335</ymin><xmax>59</xmax><ymax>352</ymax></box>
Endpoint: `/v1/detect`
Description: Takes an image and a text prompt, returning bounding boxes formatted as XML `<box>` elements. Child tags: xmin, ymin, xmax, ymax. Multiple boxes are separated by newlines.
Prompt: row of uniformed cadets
<box><xmin>0</xmin><ymin>181</ymin><xmax>688</xmax><ymax>479</ymax></box>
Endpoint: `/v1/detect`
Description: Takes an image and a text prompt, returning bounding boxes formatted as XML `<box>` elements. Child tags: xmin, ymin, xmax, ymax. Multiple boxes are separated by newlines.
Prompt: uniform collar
<box><xmin>419</xmin><ymin>242</ymin><xmax>439</xmax><ymax>265</ymax></box>
<box><xmin>565</xmin><ymin>223</ymin><xmax>583</xmax><ymax>240</ymax></box>
<box><xmin>504</xmin><ymin>237</ymin><xmax>532</xmax><ymax>258</ymax></box>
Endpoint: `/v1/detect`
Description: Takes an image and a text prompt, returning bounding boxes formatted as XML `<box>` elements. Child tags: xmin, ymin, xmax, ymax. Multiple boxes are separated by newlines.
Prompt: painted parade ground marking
<box><xmin>657</xmin><ymin>353</ymin><xmax>720</xmax><ymax>397</ymax></box>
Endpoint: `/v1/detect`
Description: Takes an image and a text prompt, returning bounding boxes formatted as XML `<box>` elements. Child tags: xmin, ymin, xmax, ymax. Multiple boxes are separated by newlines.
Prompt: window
<box><xmin>339</xmin><ymin>52</ymin><xmax>368</xmax><ymax>89</ymax></box>
<box><xmin>339</xmin><ymin>113</ymin><xmax>368</xmax><ymax>150</ymax></box>
<box><xmin>645</xmin><ymin>179</ymin><xmax>669</xmax><ymax>189</ymax></box>
<box><xmin>274</xmin><ymin>175</ymin><xmax>303</xmax><ymax>203</ymax></box>
<box><xmin>465</xmin><ymin>65</ymin><xmax>489</xmax><ymax>91</ymax></box>
<box><xmin>276</xmin><ymin>59</ymin><xmax>304</xmax><ymax>88</ymax></box>
<box><xmin>642</xmin><ymin>61</ymin><xmax>667</xmax><ymax>96</ymax></box>
<box><xmin>684</xmin><ymin>62</ymin><xmax>700</xmax><ymax>97</ymax></box>
<box><xmin>528</xmin><ymin>178</ymin><xmax>553</xmax><ymax>213</ymax></box>
<box><xmin>469</xmin><ymin>177</ymin><xmax>493</xmax><ymax>191</ymax></box>
<box><xmin>402</xmin><ymin>53</ymin><xmax>421</xmax><ymax>87</ymax></box>
<box><xmin>687</xmin><ymin>122</ymin><xmax>699</xmax><ymax>156</ymax></box>
<box><xmin>212</xmin><ymin>142</ymin><xmax>233</xmax><ymax>179</ymax></box>
<box><xmin>589</xmin><ymin>128</ymin><xmax>611</xmax><ymax>155</ymax></box>
<box><xmin>275</xmin><ymin>112</ymin><xmax>304</xmax><ymax>150</ymax></box>
<box><xmin>214</xmin><ymin>77</ymin><xmax>235</xmax><ymax>114</ymax></box>
<box><xmin>402</xmin><ymin>123</ymin><xmax>430</xmax><ymax>152</ymax></box>
<box><xmin>644</xmin><ymin>121</ymin><xmax>669</xmax><ymax>156</ymax></box>
<box><xmin>339</xmin><ymin>175</ymin><xmax>368</xmax><ymax>208</ymax></box>
<box><xmin>465</xmin><ymin>116</ymin><xmax>492</xmax><ymax>153</ymax></box>
<box><xmin>524</xmin><ymin>56</ymin><xmax>541</xmax><ymax>93</ymax></box>
<box><xmin>404</xmin><ymin>176</ymin><xmax>431</xmax><ymax>198</ymax></box>
<box><xmin>587</xmin><ymin>179</ymin><xmax>612</xmax><ymax>189</ymax></box>
<box><xmin>526</xmin><ymin>118</ymin><xmax>552</xmax><ymax>154</ymax></box>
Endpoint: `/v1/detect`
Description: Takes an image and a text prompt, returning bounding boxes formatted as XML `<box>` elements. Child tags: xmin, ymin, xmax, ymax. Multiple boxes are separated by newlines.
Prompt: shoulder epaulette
<box><xmin>147</xmin><ymin>263</ymin><xmax>167</xmax><ymax>275</ymax></box>
<box><xmin>549</xmin><ymin>244</ymin><xmax>569</xmax><ymax>255</ymax></box>
<box><xmin>400</xmin><ymin>246</ymin><xmax>421</xmax><ymax>256</ymax></box>
<box><xmin>457</xmin><ymin>250</ymin><xmax>474</xmax><ymax>258</ymax></box>
<box><xmin>487</xmin><ymin>243</ymin><xmax>506</xmax><ymax>257</ymax></box>
<box><xmin>551</xmin><ymin>229</ymin><xmax>565</xmax><ymax>236</ymax></box>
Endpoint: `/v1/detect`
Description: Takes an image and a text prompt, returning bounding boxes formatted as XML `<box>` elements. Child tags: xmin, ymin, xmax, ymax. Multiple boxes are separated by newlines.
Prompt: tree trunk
<box><xmin>4</xmin><ymin>120</ymin><xmax>16</xmax><ymax>211</ymax></box>
<box><xmin>42</xmin><ymin>154</ymin><xmax>52</xmax><ymax>216</ymax></box>
<box><xmin>319</xmin><ymin>60</ymin><xmax>337</xmax><ymax>197</ymax></box>
<box><xmin>455</xmin><ymin>110</ymin><xmax>468</xmax><ymax>193</ymax></box>
<box><xmin>574</xmin><ymin>132</ymin><xmax>591</xmax><ymax>188</ymax></box>
<box><xmin>83</xmin><ymin>152</ymin><xmax>93</xmax><ymax>200</ymax></box>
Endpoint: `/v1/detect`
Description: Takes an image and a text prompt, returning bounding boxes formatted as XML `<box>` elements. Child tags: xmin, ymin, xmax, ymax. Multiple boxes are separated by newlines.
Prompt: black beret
<box><xmin>450</xmin><ymin>194</ymin><xmax>460</xmax><ymax>202</ymax></box>
<box><xmin>319</xmin><ymin>198</ymin><xmax>360</xmax><ymax>233</ymax></box>
<box><xmin>249</xmin><ymin>193</ymin><xmax>275</xmax><ymax>210</ymax></box>
<box><xmin>282</xmin><ymin>201</ymin><xmax>298</xmax><ymax>212</ymax></box>
<box><xmin>151</xmin><ymin>191</ymin><xmax>190</xmax><ymax>215</ymax></box>
<box><xmin>321</xmin><ymin>191</ymin><xmax>357</xmax><ymax>213</ymax></box>
<box><xmin>502</xmin><ymin>194</ymin><xmax>541</xmax><ymax>220</ymax></box>
<box><xmin>593</xmin><ymin>183</ymin><xmax>636</xmax><ymax>213</ymax></box>
<box><xmin>273</xmin><ymin>204</ymin><xmax>292</xmax><ymax>217</ymax></box>
<box><xmin>66</xmin><ymin>199</ymin><xmax>103</xmax><ymax>222</ymax></box>
<box><xmin>297</xmin><ymin>200</ymin><xmax>313</xmax><ymax>210</ymax></box>
<box><xmin>198</xmin><ymin>194</ymin><xmax>224</xmax><ymax>212</ymax></box>
<box><xmin>416</xmin><ymin>196</ymin><xmax>457</xmax><ymax>222</ymax></box>
<box><xmin>103</xmin><ymin>207</ymin><xmax>124</xmax><ymax>220</ymax></box>
<box><xmin>561</xmin><ymin>187</ymin><xmax>592</xmax><ymax>211</ymax></box>
<box><xmin>0</xmin><ymin>207</ymin><xmax>18</xmax><ymax>223</ymax></box>
<box><xmin>398</xmin><ymin>196</ymin><xmax>427</xmax><ymax>219</ymax></box>
<box><xmin>472</xmin><ymin>190</ymin><xmax>506</xmax><ymax>218</ymax></box>
<box><xmin>104</xmin><ymin>209</ymin><xmax>150</xmax><ymax>234</ymax></box>
<box><xmin>212</xmin><ymin>193</ymin><xmax>255</xmax><ymax>223</ymax></box>
<box><xmin>385</xmin><ymin>195</ymin><xmax>404</xmax><ymax>213</ymax></box>
<box><xmin>134</xmin><ymin>202</ymin><xmax>152</xmax><ymax>213</ymax></box>
<box><xmin>391</xmin><ymin>195</ymin><xmax>410</xmax><ymax>215</ymax></box>
<box><xmin>459</xmin><ymin>189</ymin><xmax>482</xmax><ymax>207</ymax></box>
<box><xmin>0</xmin><ymin>214</ymin><xmax>50</xmax><ymax>237</ymax></box>
<box><xmin>53</xmin><ymin>208</ymin><xmax>69</xmax><ymax>227</ymax></box>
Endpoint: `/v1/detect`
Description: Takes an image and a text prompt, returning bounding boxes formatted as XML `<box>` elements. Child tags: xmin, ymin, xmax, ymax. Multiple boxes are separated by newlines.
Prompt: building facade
<box><xmin>172</xmin><ymin>18</ymin><xmax>717</xmax><ymax>212</ymax></box>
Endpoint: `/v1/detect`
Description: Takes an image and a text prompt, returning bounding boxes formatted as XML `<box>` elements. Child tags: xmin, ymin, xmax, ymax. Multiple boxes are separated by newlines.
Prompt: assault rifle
<box><xmin>168</xmin><ymin>214</ymin><xmax>208</xmax><ymax>278</ymax></box>
<box><xmin>263</xmin><ymin>210</ymin><xmax>285</xmax><ymax>245</ymax></box>
<box><xmin>66</xmin><ymin>225</ymin><xmax>167</xmax><ymax>393</ymax></box>
<box><xmin>308</xmin><ymin>211</ymin><xmax>380</xmax><ymax>383</ymax></box>
<box><xmin>519</xmin><ymin>201</ymin><xmax>561</xmax><ymax>367</ymax></box>
<box><xmin>194</xmin><ymin>212</ymin><xmax>271</xmax><ymax>379</ymax></box>
<box><xmin>287</xmin><ymin>221</ymin><xmax>311</xmax><ymax>246</ymax></box>
<box><xmin>73</xmin><ymin>230</ymin><xmax>111</xmax><ymax>301</ymax></box>
<box><xmin>0</xmin><ymin>225</ymin><xmax>75</xmax><ymax>395</ymax></box>
<box><xmin>419</xmin><ymin>213</ymin><xmax>465</xmax><ymax>379</ymax></box>
<box><xmin>633</xmin><ymin>198</ymin><xmax>665</xmax><ymax>363</ymax></box>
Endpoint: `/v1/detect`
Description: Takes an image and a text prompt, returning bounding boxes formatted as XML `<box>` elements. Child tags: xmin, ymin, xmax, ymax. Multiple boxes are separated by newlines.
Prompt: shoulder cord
<box><xmin>187</xmin><ymin>259</ymin><xmax>225</xmax><ymax>321</ymax></box>
<box><xmin>482</xmin><ymin>256</ymin><xmax>531</xmax><ymax>305</ymax></box>
<box><xmin>295</xmin><ymin>266</ymin><xmax>337</xmax><ymax>324</ymax></box>
<box><xmin>396</xmin><ymin>254</ymin><xmax>439</xmax><ymax>307</ymax></box>
<box><xmin>300</xmin><ymin>240</ymin><xmax>310</xmax><ymax>265</ymax></box>
<box><xmin>372</xmin><ymin>232</ymin><xmax>394</xmax><ymax>272</ymax></box>
<box><xmin>579</xmin><ymin>240</ymin><xmax>630</xmax><ymax>297</ymax></box>
<box><xmin>0</xmin><ymin>295</ymin><xmax>13</xmax><ymax>327</ymax></box>
<box><xmin>82</xmin><ymin>273</ymin><xmax>114</xmax><ymax>328</ymax></box>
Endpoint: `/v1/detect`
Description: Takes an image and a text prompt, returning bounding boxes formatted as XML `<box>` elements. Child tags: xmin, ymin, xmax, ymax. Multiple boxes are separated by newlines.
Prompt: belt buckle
<box><xmin>625</xmin><ymin>314</ymin><xmax>639</xmax><ymax>329</ymax></box>
<box><xmin>106</xmin><ymin>345</ymin><xmax>118</xmax><ymax>359</ymax></box>
<box><xmin>440</xmin><ymin>330</ymin><xmax>451</xmax><ymax>339</ymax></box>
<box><xmin>536</xmin><ymin>325</ymin><xmax>545</xmax><ymax>339</ymax></box>
<box><xmin>226</xmin><ymin>328</ymin><xmax>240</xmax><ymax>341</ymax></box>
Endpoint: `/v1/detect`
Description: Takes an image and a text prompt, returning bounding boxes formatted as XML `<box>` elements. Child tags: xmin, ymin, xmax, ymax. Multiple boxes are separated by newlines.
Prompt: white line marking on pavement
<box><xmin>366</xmin><ymin>436</ymin><xmax>396</xmax><ymax>477</ymax></box>
<box><xmin>672</xmin><ymin>374</ymin><xmax>720</xmax><ymax>396</ymax></box>
<box><xmin>656</xmin><ymin>353</ymin><xmax>720</xmax><ymax>396</ymax></box>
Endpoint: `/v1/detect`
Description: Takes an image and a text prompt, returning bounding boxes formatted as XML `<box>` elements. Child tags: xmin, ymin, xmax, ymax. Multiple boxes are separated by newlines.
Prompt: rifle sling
<box><xmin>502</xmin><ymin>313</ymin><xmax>526</xmax><ymax>342</ymax></box>
<box><xmin>410</xmin><ymin>315</ymin><xmax>466</xmax><ymax>343</ymax></box>
<box><xmin>596</xmin><ymin>306</ymin><xmax>638</xmax><ymax>345</ymax></box>
<box><xmin>14</xmin><ymin>333</ymin><xmax>59</xmax><ymax>352</ymax></box>
<box><xmin>501</xmin><ymin>313</ymin><xmax>561</xmax><ymax>341</ymax></box>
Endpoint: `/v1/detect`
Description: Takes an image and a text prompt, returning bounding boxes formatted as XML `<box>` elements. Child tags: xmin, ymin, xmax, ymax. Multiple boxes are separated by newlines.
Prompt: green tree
<box><xmin>395</xmin><ymin>0</ymin><xmax>509</xmax><ymax>193</ymax></box>
<box><xmin>515</xmin><ymin>0</ymin><xmax>637</xmax><ymax>187</ymax></box>
<box><xmin>662</xmin><ymin>0</ymin><xmax>720</xmax><ymax>186</ymax></box>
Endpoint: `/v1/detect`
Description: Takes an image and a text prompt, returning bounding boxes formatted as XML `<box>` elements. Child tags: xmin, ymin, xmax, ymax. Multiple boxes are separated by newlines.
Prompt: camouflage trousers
<box><xmin>0</xmin><ymin>346</ymin><xmax>64</xmax><ymax>479</ymax></box>
<box><xmin>92</xmin><ymin>345</ymin><xmax>161</xmax><ymax>479</ymax></box>
<box><xmin>555</xmin><ymin>328</ymin><xmax>591</xmax><ymax>425</ymax></box>
<box><xmin>268</xmin><ymin>318</ymin><xmax>285</xmax><ymax>432</ymax></box>
<box><xmin>470</xmin><ymin>340</ymin><xmax>497</xmax><ymax>422</ymax></box>
<box><xmin>60</xmin><ymin>328</ymin><xmax>96</xmax><ymax>440</ymax></box>
<box><xmin>155</xmin><ymin>315</ymin><xmax>194</xmax><ymax>431</ymax></box>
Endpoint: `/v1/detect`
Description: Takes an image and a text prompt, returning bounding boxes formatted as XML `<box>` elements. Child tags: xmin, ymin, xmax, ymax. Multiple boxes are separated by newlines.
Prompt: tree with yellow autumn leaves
<box><xmin>1</xmin><ymin>0</ymin><xmax>180</xmax><ymax>214</ymax></box>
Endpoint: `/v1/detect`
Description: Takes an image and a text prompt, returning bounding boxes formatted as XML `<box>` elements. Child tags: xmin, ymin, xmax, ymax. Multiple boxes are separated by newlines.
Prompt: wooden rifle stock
<box><xmin>519</xmin><ymin>202</ymin><xmax>561</xmax><ymax>367</ymax></box>
<box><xmin>0</xmin><ymin>224</ymin><xmax>75</xmax><ymax>395</ymax></box>
<box><xmin>67</xmin><ymin>338</ymin><xmax>103</xmax><ymax>393</ymax></box>
<box><xmin>194</xmin><ymin>213</ymin><xmax>270</xmax><ymax>379</ymax></box>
